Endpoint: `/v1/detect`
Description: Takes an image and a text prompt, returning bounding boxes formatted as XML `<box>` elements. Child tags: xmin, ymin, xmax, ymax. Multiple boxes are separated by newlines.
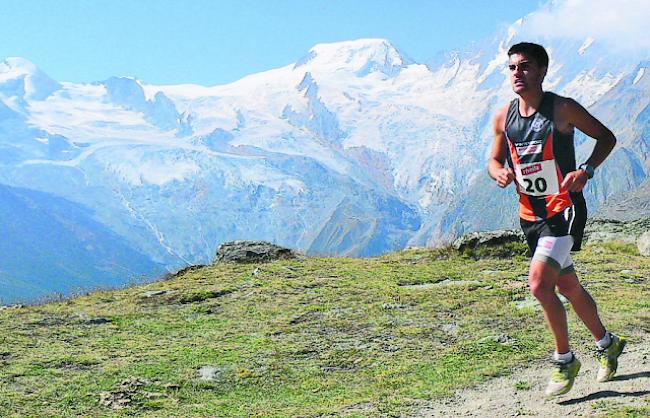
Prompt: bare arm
<box><xmin>559</xmin><ymin>98</ymin><xmax>617</xmax><ymax>192</ymax></box>
<box><xmin>488</xmin><ymin>105</ymin><xmax>515</xmax><ymax>188</ymax></box>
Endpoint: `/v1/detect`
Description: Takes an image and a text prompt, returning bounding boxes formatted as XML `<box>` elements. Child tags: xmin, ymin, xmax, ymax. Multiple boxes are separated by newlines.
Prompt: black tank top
<box><xmin>504</xmin><ymin>92</ymin><xmax>584</xmax><ymax>220</ymax></box>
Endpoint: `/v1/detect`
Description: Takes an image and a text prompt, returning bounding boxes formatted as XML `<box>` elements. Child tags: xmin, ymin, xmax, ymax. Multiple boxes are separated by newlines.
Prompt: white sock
<box><xmin>596</xmin><ymin>331</ymin><xmax>612</xmax><ymax>349</ymax></box>
<box><xmin>553</xmin><ymin>351</ymin><xmax>574</xmax><ymax>363</ymax></box>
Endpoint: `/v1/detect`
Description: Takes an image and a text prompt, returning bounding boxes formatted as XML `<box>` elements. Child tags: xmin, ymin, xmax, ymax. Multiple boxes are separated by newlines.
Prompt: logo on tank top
<box><xmin>516</xmin><ymin>139</ymin><xmax>542</xmax><ymax>156</ymax></box>
<box><xmin>531</xmin><ymin>115</ymin><xmax>545</xmax><ymax>132</ymax></box>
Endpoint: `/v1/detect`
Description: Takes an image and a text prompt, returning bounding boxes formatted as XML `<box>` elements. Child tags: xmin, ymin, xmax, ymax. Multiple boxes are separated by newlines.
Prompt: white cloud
<box><xmin>525</xmin><ymin>0</ymin><xmax>650</xmax><ymax>51</ymax></box>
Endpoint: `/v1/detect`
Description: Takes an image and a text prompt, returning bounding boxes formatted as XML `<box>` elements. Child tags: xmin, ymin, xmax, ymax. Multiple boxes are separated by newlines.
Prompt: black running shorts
<box><xmin>520</xmin><ymin>202</ymin><xmax>587</xmax><ymax>255</ymax></box>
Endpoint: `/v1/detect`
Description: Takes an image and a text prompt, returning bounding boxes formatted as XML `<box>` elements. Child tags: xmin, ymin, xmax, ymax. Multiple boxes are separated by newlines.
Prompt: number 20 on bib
<box><xmin>515</xmin><ymin>160</ymin><xmax>560</xmax><ymax>197</ymax></box>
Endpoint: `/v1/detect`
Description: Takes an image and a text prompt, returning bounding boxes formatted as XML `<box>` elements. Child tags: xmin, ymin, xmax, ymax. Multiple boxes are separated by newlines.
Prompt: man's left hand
<box><xmin>561</xmin><ymin>170</ymin><xmax>588</xmax><ymax>192</ymax></box>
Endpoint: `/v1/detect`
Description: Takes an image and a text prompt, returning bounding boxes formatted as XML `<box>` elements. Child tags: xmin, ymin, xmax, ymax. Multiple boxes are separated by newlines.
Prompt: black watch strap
<box><xmin>579</xmin><ymin>163</ymin><xmax>595</xmax><ymax>179</ymax></box>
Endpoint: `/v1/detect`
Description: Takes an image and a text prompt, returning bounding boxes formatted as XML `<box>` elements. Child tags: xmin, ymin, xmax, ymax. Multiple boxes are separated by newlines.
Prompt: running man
<box><xmin>488</xmin><ymin>42</ymin><xmax>625</xmax><ymax>397</ymax></box>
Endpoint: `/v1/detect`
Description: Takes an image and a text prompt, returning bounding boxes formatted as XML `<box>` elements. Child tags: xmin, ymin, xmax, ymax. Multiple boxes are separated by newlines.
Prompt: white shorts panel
<box><xmin>533</xmin><ymin>235</ymin><xmax>574</xmax><ymax>270</ymax></box>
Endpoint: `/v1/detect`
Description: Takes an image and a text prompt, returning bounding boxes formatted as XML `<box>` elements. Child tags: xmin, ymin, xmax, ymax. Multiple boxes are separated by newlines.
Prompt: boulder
<box><xmin>637</xmin><ymin>231</ymin><xmax>650</xmax><ymax>256</ymax></box>
<box><xmin>584</xmin><ymin>217</ymin><xmax>650</xmax><ymax>244</ymax></box>
<box><xmin>198</xmin><ymin>365</ymin><xmax>226</xmax><ymax>382</ymax></box>
<box><xmin>214</xmin><ymin>240</ymin><xmax>297</xmax><ymax>263</ymax></box>
<box><xmin>452</xmin><ymin>229</ymin><xmax>524</xmax><ymax>252</ymax></box>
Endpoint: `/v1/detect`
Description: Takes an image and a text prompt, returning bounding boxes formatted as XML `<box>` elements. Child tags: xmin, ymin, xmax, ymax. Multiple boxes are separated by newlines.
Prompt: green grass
<box><xmin>0</xmin><ymin>244</ymin><xmax>648</xmax><ymax>417</ymax></box>
<box><xmin>595</xmin><ymin>241</ymin><xmax>640</xmax><ymax>256</ymax></box>
<box><xmin>514</xmin><ymin>380</ymin><xmax>533</xmax><ymax>391</ymax></box>
<box><xmin>595</xmin><ymin>402</ymin><xmax>650</xmax><ymax>418</ymax></box>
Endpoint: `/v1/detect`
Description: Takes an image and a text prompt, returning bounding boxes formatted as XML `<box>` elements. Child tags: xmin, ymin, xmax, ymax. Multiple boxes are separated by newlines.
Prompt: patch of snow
<box><xmin>107</xmin><ymin>157</ymin><xmax>200</xmax><ymax>186</ymax></box>
<box><xmin>477</xmin><ymin>51</ymin><xmax>508</xmax><ymax>85</ymax></box>
<box><xmin>506</xmin><ymin>19</ymin><xmax>523</xmax><ymax>45</ymax></box>
<box><xmin>0</xmin><ymin>57</ymin><xmax>61</xmax><ymax>100</ymax></box>
<box><xmin>560</xmin><ymin>70</ymin><xmax>622</xmax><ymax>106</ymax></box>
<box><xmin>304</xmin><ymin>38</ymin><xmax>410</xmax><ymax>76</ymax></box>
<box><xmin>233</xmin><ymin>165</ymin><xmax>307</xmax><ymax>193</ymax></box>
<box><xmin>633</xmin><ymin>67</ymin><xmax>646</xmax><ymax>85</ymax></box>
<box><xmin>578</xmin><ymin>37</ymin><xmax>595</xmax><ymax>55</ymax></box>
<box><xmin>27</xmin><ymin>82</ymin><xmax>182</xmax><ymax>143</ymax></box>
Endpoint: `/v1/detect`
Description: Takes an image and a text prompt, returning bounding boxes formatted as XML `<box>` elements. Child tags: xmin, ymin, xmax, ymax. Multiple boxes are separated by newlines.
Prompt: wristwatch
<box><xmin>579</xmin><ymin>163</ymin><xmax>595</xmax><ymax>179</ymax></box>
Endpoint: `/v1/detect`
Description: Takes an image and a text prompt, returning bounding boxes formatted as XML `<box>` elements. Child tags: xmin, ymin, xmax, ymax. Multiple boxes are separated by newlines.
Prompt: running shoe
<box><xmin>545</xmin><ymin>355</ymin><xmax>581</xmax><ymax>398</ymax></box>
<box><xmin>596</xmin><ymin>333</ymin><xmax>626</xmax><ymax>382</ymax></box>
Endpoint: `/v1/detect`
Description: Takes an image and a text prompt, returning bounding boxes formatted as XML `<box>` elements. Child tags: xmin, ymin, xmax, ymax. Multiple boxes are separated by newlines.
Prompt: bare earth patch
<box><xmin>419</xmin><ymin>336</ymin><xmax>650</xmax><ymax>417</ymax></box>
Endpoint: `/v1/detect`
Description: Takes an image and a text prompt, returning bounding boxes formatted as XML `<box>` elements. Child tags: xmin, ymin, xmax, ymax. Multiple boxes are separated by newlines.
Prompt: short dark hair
<box><xmin>507</xmin><ymin>42</ymin><xmax>549</xmax><ymax>69</ymax></box>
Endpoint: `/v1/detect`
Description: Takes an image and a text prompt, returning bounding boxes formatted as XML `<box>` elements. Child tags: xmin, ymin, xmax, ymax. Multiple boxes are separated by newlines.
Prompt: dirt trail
<box><xmin>419</xmin><ymin>337</ymin><xmax>650</xmax><ymax>417</ymax></box>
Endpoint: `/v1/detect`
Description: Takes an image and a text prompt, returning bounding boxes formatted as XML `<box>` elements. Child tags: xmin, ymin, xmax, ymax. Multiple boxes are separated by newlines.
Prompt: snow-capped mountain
<box><xmin>1</xmin><ymin>1</ymin><xmax>649</xmax><ymax>303</ymax></box>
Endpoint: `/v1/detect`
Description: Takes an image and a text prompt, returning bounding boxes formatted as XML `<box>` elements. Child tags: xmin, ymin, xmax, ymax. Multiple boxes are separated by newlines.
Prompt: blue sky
<box><xmin>0</xmin><ymin>0</ymin><xmax>542</xmax><ymax>86</ymax></box>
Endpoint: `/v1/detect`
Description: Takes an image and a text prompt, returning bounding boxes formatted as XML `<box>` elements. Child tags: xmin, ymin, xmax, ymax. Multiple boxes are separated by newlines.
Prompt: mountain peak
<box><xmin>295</xmin><ymin>38</ymin><xmax>412</xmax><ymax>77</ymax></box>
<box><xmin>0</xmin><ymin>57</ymin><xmax>61</xmax><ymax>101</ymax></box>
<box><xmin>1</xmin><ymin>57</ymin><xmax>40</xmax><ymax>75</ymax></box>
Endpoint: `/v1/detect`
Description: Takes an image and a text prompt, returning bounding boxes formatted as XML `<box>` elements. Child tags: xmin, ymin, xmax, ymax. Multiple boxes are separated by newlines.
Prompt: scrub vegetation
<box><xmin>0</xmin><ymin>241</ymin><xmax>648</xmax><ymax>417</ymax></box>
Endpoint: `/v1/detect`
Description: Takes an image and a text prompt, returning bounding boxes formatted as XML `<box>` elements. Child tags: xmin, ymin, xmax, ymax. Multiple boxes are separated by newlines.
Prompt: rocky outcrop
<box><xmin>637</xmin><ymin>231</ymin><xmax>650</xmax><ymax>256</ymax></box>
<box><xmin>584</xmin><ymin>217</ymin><xmax>650</xmax><ymax>245</ymax></box>
<box><xmin>451</xmin><ymin>218</ymin><xmax>650</xmax><ymax>255</ymax></box>
<box><xmin>214</xmin><ymin>241</ymin><xmax>298</xmax><ymax>263</ymax></box>
<box><xmin>452</xmin><ymin>229</ymin><xmax>525</xmax><ymax>252</ymax></box>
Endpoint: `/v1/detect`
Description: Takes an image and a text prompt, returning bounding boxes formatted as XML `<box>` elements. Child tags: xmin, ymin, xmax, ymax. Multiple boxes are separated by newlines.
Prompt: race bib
<box><xmin>515</xmin><ymin>160</ymin><xmax>560</xmax><ymax>196</ymax></box>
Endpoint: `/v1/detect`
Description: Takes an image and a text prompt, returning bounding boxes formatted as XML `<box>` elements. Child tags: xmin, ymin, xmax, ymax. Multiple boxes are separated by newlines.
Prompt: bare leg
<box><xmin>556</xmin><ymin>271</ymin><xmax>606</xmax><ymax>341</ymax></box>
<box><xmin>529</xmin><ymin>260</ymin><xmax>570</xmax><ymax>353</ymax></box>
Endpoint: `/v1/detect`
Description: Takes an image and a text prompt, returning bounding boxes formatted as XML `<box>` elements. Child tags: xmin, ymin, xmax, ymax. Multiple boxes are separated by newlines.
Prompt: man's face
<box><xmin>508</xmin><ymin>53</ymin><xmax>547</xmax><ymax>94</ymax></box>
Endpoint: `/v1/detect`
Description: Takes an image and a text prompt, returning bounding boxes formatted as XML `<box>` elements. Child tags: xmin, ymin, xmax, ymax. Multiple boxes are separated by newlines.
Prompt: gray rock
<box><xmin>452</xmin><ymin>229</ymin><xmax>524</xmax><ymax>251</ymax></box>
<box><xmin>0</xmin><ymin>304</ymin><xmax>23</xmax><ymax>311</ymax></box>
<box><xmin>481</xmin><ymin>334</ymin><xmax>515</xmax><ymax>344</ymax></box>
<box><xmin>400</xmin><ymin>282</ymin><xmax>436</xmax><ymax>290</ymax></box>
<box><xmin>99</xmin><ymin>377</ymin><xmax>151</xmax><ymax>410</ymax></box>
<box><xmin>637</xmin><ymin>231</ymin><xmax>650</xmax><ymax>256</ymax></box>
<box><xmin>381</xmin><ymin>303</ymin><xmax>408</xmax><ymax>310</ymax></box>
<box><xmin>198</xmin><ymin>365</ymin><xmax>229</xmax><ymax>382</ymax></box>
<box><xmin>85</xmin><ymin>317</ymin><xmax>111</xmax><ymax>325</ymax></box>
<box><xmin>513</xmin><ymin>295</ymin><xmax>568</xmax><ymax>311</ymax></box>
<box><xmin>512</xmin><ymin>297</ymin><xmax>541</xmax><ymax>311</ymax></box>
<box><xmin>214</xmin><ymin>240</ymin><xmax>297</xmax><ymax>263</ymax></box>
<box><xmin>585</xmin><ymin>218</ymin><xmax>650</xmax><ymax>244</ymax></box>
<box><xmin>140</xmin><ymin>290</ymin><xmax>171</xmax><ymax>298</ymax></box>
<box><xmin>442</xmin><ymin>323</ymin><xmax>459</xmax><ymax>334</ymax></box>
<box><xmin>435</xmin><ymin>279</ymin><xmax>483</xmax><ymax>287</ymax></box>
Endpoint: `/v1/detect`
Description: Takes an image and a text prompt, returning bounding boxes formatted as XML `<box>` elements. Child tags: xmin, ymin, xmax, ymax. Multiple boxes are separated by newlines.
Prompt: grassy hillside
<box><xmin>0</xmin><ymin>242</ymin><xmax>648</xmax><ymax>417</ymax></box>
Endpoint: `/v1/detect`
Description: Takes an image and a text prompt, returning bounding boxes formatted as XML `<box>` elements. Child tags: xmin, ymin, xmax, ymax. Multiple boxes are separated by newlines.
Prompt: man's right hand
<box><xmin>495</xmin><ymin>167</ymin><xmax>515</xmax><ymax>188</ymax></box>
